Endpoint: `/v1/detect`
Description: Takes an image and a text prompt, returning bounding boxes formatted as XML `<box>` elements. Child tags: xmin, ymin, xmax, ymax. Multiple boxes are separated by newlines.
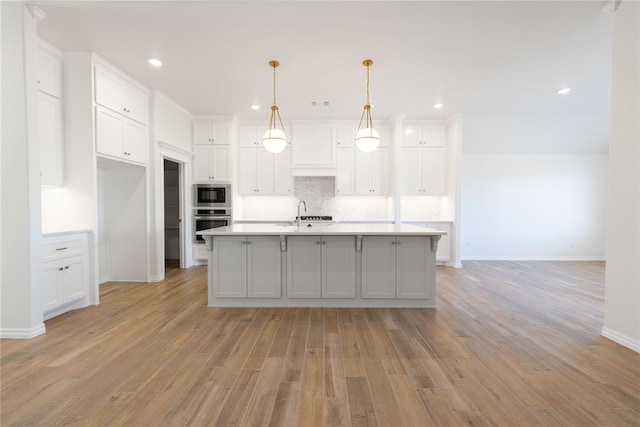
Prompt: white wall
<box><xmin>461</xmin><ymin>153</ymin><xmax>608</xmax><ymax>260</ymax></box>
<box><xmin>602</xmin><ymin>0</ymin><xmax>640</xmax><ymax>352</ymax></box>
<box><xmin>150</xmin><ymin>90</ymin><xmax>193</xmax><ymax>279</ymax></box>
<box><xmin>0</xmin><ymin>3</ymin><xmax>45</xmax><ymax>338</ymax></box>
<box><xmin>99</xmin><ymin>161</ymin><xmax>148</xmax><ymax>282</ymax></box>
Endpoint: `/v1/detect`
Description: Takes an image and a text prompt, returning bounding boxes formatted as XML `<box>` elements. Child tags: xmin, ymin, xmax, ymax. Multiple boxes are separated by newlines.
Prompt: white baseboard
<box><xmin>0</xmin><ymin>323</ymin><xmax>46</xmax><ymax>339</ymax></box>
<box><xmin>601</xmin><ymin>327</ymin><xmax>640</xmax><ymax>353</ymax></box>
<box><xmin>461</xmin><ymin>256</ymin><xmax>605</xmax><ymax>261</ymax></box>
<box><xmin>149</xmin><ymin>274</ymin><xmax>164</xmax><ymax>282</ymax></box>
<box><xmin>99</xmin><ymin>275</ymin><xmax>109</xmax><ymax>284</ymax></box>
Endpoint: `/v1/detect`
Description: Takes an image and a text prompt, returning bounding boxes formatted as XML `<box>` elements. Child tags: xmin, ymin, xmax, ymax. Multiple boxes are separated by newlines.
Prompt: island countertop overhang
<box><xmin>197</xmin><ymin>223</ymin><xmax>447</xmax><ymax>237</ymax></box>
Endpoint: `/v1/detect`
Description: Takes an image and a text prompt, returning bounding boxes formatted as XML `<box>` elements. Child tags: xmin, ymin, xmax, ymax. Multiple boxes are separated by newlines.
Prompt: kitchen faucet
<box><xmin>297</xmin><ymin>200</ymin><xmax>307</xmax><ymax>227</ymax></box>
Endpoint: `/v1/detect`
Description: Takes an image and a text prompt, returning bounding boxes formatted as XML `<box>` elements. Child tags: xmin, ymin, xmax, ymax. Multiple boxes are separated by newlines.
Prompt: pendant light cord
<box><xmin>272</xmin><ymin>63</ymin><xmax>277</xmax><ymax>106</ymax></box>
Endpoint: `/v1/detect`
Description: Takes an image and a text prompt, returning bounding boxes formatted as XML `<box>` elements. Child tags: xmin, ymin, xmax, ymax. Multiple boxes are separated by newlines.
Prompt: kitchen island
<box><xmin>198</xmin><ymin>223</ymin><xmax>445</xmax><ymax>308</ymax></box>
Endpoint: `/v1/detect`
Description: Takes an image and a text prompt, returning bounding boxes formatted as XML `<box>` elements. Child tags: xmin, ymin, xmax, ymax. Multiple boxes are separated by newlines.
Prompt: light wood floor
<box><xmin>1</xmin><ymin>261</ymin><xmax>639</xmax><ymax>426</ymax></box>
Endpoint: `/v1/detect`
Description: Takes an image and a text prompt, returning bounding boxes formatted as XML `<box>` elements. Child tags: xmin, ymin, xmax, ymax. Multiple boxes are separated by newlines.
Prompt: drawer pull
<box><xmin>56</xmin><ymin>247</ymin><xmax>68</xmax><ymax>251</ymax></box>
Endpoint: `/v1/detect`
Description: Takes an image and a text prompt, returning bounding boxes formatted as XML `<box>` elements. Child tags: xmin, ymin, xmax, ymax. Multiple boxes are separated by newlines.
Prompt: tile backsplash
<box><xmin>236</xmin><ymin>177</ymin><xmax>452</xmax><ymax>222</ymax></box>
<box><xmin>237</xmin><ymin>177</ymin><xmax>392</xmax><ymax>221</ymax></box>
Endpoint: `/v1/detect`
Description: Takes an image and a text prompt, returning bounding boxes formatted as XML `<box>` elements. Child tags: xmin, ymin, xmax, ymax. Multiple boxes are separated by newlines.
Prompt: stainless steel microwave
<box><xmin>194</xmin><ymin>184</ymin><xmax>231</xmax><ymax>208</ymax></box>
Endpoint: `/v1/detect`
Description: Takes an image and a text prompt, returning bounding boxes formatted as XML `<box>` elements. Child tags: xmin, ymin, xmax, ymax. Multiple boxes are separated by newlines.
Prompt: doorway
<box><xmin>163</xmin><ymin>159</ymin><xmax>181</xmax><ymax>270</ymax></box>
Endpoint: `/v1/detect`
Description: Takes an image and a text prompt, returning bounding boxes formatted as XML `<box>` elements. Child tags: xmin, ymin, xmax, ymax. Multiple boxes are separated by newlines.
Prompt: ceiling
<box><xmin>35</xmin><ymin>1</ymin><xmax>613</xmax><ymax>124</ymax></box>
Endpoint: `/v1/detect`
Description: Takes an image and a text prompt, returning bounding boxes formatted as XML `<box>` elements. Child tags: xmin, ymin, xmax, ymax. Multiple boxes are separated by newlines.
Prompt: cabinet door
<box><xmin>211</xmin><ymin>122</ymin><xmax>230</xmax><ymax>145</ymax></box>
<box><xmin>401</xmin><ymin>124</ymin><xmax>423</xmax><ymax>147</ymax></box>
<box><xmin>354</xmin><ymin>150</ymin><xmax>373</xmax><ymax>195</ymax></box>
<box><xmin>194</xmin><ymin>145</ymin><xmax>213</xmax><ymax>181</ymax></box>
<box><xmin>255</xmin><ymin>149</ymin><xmax>274</xmax><ymax>194</ymax></box>
<box><xmin>273</xmin><ymin>148</ymin><xmax>293</xmax><ymax>194</ymax></box>
<box><xmin>287</xmin><ymin>237</ymin><xmax>322</xmax><ymax>298</ymax></box>
<box><xmin>247</xmin><ymin>237</ymin><xmax>281</xmax><ymax>298</ymax></box>
<box><xmin>42</xmin><ymin>260</ymin><xmax>62</xmax><ymax>311</ymax></box>
<box><xmin>421</xmin><ymin>147</ymin><xmax>445</xmax><ymax>195</ymax></box>
<box><xmin>123</xmin><ymin>119</ymin><xmax>149</xmax><ymax>164</ymax></box>
<box><xmin>337</xmin><ymin>124</ymin><xmax>355</xmax><ymax>148</ymax></box>
<box><xmin>62</xmin><ymin>255</ymin><xmax>86</xmax><ymax>302</ymax></box>
<box><xmin>376</xmin><ymin>124</ymin><xmax>390</xmax><ymax>148</ymax></box>
<box><xmin>96</xmin><ymin>106</ymin><xmax>124</xmax><ymax>158</ymax></box>
<box><xmin>336</xmin><ymin>148</ymin><xmax>355</xmax><ymax>195</ymax></box>
<box><xmin>239</xmin><ymin>148</ymin><xmax>257</xmax><ymax>194</ymax></box>
<box><xmin>193</xmin><ymin>121</ymin><xmax>212</xmax><ymax>145</ymax></box>
<box><xmin>212</xmin><ymin>146</ymin><xmax>231</xmax><ymax>181</ymax></box>
<box><xmin>212</xmin><ymin>237</ymin><xmax>246</xmax><ymax>298</ymax></box>
<box><xmin>123</xmin><ymin>84</ymin><xmax>149</xmax><ymax>125</ymax></box>
<box><xmin>37</xmin><ymin>48</ymin><xmax>60</xmax><ymax>97</ymax></box>
<box><xmin>239</xmin><ymin>124</ymin><xmax>261</xmax><ymax>147</ymax></box>
<box><xmin>370</xmin><ymin>148</ymin><xmax>390</xmax><ymax>195</ymax></box>
<box><xmin>95</xmin><ymin>67</ymin><xmax>123</xmax><ymax>113</ymax></box>
<box><xmin>361</xmin><ymin>236</ymin><xmax>396</xmax><ymax>298</ymax></box>
<box><xmin>400</xmin><ymin>147</ymin><xmax>423</xmax><ymax>195</ymax></box>
<box><xmin>422</xmin><ymin>124</ymin><xmax>445</xmax><ymax>147</ymax></box>
<box><xmin>39</xmin><ymin>92</ymin><xmax>64</xmax><ymax>186</ymax></box>
<box><xmin>395</xmin><ymin>237</ymin><xmax>431</xmax><ymax>299</ymax></box>
<box><xmin>322</xmin><ymin>236</ymin><xmax>356</xmax><ymax>298</ymax></box>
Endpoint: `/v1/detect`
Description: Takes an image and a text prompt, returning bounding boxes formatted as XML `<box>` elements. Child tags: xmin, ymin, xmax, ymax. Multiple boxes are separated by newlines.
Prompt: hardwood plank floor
<box><xmin>2</xmin><ymin>261</ymin><xmax>639</xmax><ymax>426</ymax></box>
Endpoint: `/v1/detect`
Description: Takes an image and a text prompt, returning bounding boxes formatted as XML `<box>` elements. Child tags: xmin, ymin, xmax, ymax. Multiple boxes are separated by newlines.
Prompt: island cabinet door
<box><xmin>247</xmin><ymin>236</ymin><xmax>282</xmax><ymax>298</ymax></box>
<box><xmin>322</xmin><ymin>236</ymin><xmax>356</xmax><ymax>298</ymax></box>
<box><xmin>361</xmin><ymin>236</ymin><xmax>396</xmax><ymax>298</ymax></box>
<box><xmin>396</xmin><ymin>237</ymin><xmax>431</xmax><ymax>299</ymax></box>
<box><xmin>212</xmin><ymin>236</ymin><xmax>247</xmax><ymax>298</ymax></box>
<box><xmin>287</xmin><ymin>237</ymin><xmax>322</xmax><ymax>298</ymax></box>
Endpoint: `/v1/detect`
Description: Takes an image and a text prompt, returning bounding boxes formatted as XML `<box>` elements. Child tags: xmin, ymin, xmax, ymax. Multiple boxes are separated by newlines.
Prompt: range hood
<box><xmin>290</xmin><ymin>122</ymin><xmax>338</xmax><ymax>177</ymax></box>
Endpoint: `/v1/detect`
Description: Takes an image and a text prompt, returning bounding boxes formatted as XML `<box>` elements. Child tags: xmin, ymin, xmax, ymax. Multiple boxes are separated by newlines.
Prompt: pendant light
<box><xmin>355</xmin><ymin>59</ymin><xmax>380</xmax><ymax>153</ymax></box>
<box><xmin>262</xmin><ymin>60</ymin><xmax>288</xmax><ymax>154</ymax></box>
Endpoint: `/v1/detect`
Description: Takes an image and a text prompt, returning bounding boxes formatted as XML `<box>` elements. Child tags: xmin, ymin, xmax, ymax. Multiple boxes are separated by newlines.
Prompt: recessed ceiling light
<box><xmin>433</xmin><ymin>103</ymin><xmax>444</xmax><ymax>109</ymax></box>
<box><xmin>557</xmin><ymin>87</ymin><xmax>571</xmax><ymax>95</ymax></box>
<box><xmin>148</xmin><ymin>58</ymin><xmax>162</xmax><ymax>67</ymax></box>
<box><xmin>250</xmin><ymin>104</ymin><xmax>260</xmax><ymax>111</ymax></box>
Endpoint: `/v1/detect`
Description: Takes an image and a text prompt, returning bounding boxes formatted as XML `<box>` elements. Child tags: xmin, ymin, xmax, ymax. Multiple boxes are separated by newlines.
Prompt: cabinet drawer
<box><xmin>43</xmin><ymin>238</ymin><xmax>85</xmax><ymax>261</ymax></box>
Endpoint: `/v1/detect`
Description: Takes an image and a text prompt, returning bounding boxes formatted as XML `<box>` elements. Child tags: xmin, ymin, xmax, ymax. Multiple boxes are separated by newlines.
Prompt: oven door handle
<box><xmin>194</xmin><ymin>216</ymin><xmax>232</xmax><ymax>220</ymax></box>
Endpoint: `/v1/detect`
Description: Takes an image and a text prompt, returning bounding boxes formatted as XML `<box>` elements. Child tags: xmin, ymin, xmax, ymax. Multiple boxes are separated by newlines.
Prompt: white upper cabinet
<box><xmin>38</xmin><ymin>92</ymin><xmax>64</xmax><ymax>187</ymax></box>
<box><xmin>239</xmin><ymin>124</ymin><xmax>263</xmax><ymax>147</ymax></box>
<box><xmin>37</xmin><ymin>41</ymin><xmax>64</xmax><ymax>187</ymax></box>
<box><xmin>194</xmin><ymin>145</ymin><xmax>231</xmax><ymax>182</ymax></box>
<box><xmin>273</xmin><ymin>148</ymin><xmax>293</xmax><ymax>194</ymax></box>
<box><xmin>336</xmin><ymin>148</ymin><xmax>355</xmax><ymax>195</ymax></box>
<box><xmin>94</xmin><ymin>65</ymin><xmax>149</xmax><ymax>125</ymax></box>
<box><xmin>354</xmin><ymin>148</ymin><xmax>389</xmax><ymax>195</ymax></box>
<box><xmin>96</xmin><ymin>106</ymin><xmax>149</xmax><ymax>165</ymax></box>
<box><xmin>291</xmin><ymin>122</ymin><xmax>337</xmax><ymax>176</ymax></box>
<box><xmin>402</xmin><ymin>123</ymin><xmax>445</xmax><ymax>147</ymax></box>
<box><xmin>337</xmin><ymin>123</ymin><xmax>356</xmax><ymax>148</ymax></box>
<box><xmin>400</xmin><ymin>147</ymin><xmax>445</xmax><ymax>195</ymax></box>
<box><xmin>194</xmin><ymin>120</ymin><xmax>230</xmax><ymax>145</ymax></box>
<box><xmin>239</xmin><ymin>148</ymin><xmax>274</xmax><ymax>194</ymax></box>
<box><xmin>37</xmin><ymin>44</ymin><xmax>61</xmax><ymax>97</ymax></box>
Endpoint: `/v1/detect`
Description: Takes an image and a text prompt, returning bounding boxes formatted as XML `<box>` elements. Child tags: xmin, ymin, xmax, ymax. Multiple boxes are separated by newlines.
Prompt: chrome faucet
<box><xmin>297</xmin><ymin>200</ymin><xmax>307</xmax><ymax>227</ymax></box>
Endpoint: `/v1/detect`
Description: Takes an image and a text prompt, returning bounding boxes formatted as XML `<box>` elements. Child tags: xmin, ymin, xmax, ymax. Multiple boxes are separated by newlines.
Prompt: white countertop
<box><xmin>198</xmin><ymin>223</ymin><xmax>446</xmax><ymax>236</ymax></box>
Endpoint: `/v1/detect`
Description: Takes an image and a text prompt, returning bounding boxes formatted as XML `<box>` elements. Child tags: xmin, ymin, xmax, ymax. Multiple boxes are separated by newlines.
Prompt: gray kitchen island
<box><xmin>198</xmin><ymin>223</ymin><xmax>445</xmax><ymax>308</ymax></box>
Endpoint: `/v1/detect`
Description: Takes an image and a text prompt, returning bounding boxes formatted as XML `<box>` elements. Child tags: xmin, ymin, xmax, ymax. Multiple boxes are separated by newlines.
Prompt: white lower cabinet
<box><xmin>361</xmin><ymin>236</ymin><xmax>433</xmax><ymax>299</ymax></box>
<box><xmin>287</xmin><ymin>236</ymin><xmax>356</xmax><ymax>298</ymax></box>
<box><xmin>42</xmin><ymin>232</ymin><xmax>89</xmax><ymax>319</ymax></box>
<box><xmin>211</xmin><ymin>236</ymin><xmax>281</xmax><ymax>298</ymax></box>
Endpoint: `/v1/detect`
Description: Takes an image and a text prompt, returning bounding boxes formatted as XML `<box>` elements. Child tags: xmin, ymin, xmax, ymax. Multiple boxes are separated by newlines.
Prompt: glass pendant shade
<box><xmin>355</xmin><ymin>127</ymin><xmax>380</xmax><ymax>153</ymax></box>
<box><xmin>262</xmin><ymin>128</ymin><xmax>287</xmax><ymax>153</ymax></box>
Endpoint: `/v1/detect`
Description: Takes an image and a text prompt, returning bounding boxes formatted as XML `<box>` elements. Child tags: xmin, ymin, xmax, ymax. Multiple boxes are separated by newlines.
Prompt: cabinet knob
<box><xmin>316</xmin><ymin>241</ymin><xmax>321</xmax><ymax>245</ymax></box>
<box><xmin>64</xmin><ymin>266</ymin><xmax>69</xmax><ymax>269</ymax></box>
<box><xmin>58</xmin><ymin>267</ymin><xmax>64</xmax><ymax>271</ymax></box>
